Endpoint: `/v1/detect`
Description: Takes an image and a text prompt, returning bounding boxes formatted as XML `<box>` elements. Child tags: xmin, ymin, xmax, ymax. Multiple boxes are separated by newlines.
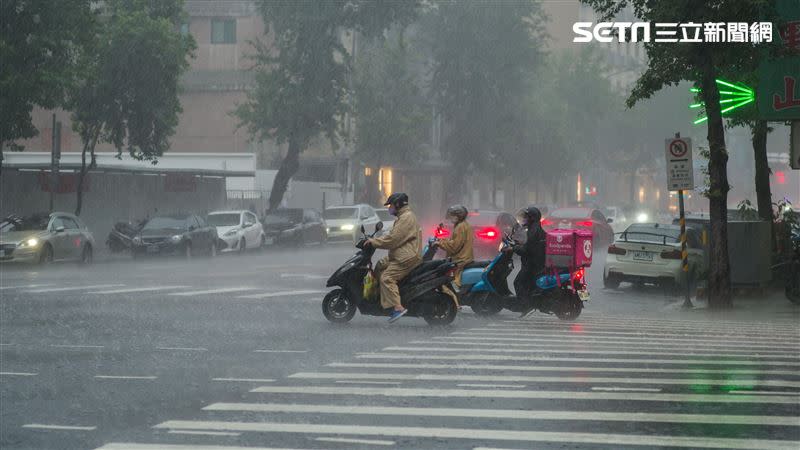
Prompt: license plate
<box><xmin>146</xmin><ymin>245</ymin><xmax>159</xmax><ymax>253</ymax></box>
<box><xmin>578</xmin><ymin>289</ymin><xmax>590</xmax><ymax>301</ymax></box>
<box><xmin>632</xmin><ymin>251</ymin><xmax>653</xmax><ymax>261</ymax></box>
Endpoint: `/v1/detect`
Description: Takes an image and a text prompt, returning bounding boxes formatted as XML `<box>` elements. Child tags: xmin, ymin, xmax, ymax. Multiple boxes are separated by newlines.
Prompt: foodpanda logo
<box><xmin>557</xmin><ymin>235</ymin><xmax>563</xmax><ymax>243</ymax></box>
<box><xmin>583</xmin><ymin>240</ymin><xmax>593</xmax><ymax>258</ymax></box>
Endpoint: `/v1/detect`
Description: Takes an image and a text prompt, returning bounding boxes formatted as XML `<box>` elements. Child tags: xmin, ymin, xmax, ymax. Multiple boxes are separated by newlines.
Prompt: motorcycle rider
<box><xmin>434</xmin><ymin>205</ymin><xmax>474</xmax><ymax>307</ymax></box>
<box><xmin>507</xmin><ymin>205</ymin><xmax>547</xmax><ymax>317</ymax></box>
<box><xmin>365</xmin><ymin>193</ymin><xmax>423</xmax><ymax>323</ymax></box>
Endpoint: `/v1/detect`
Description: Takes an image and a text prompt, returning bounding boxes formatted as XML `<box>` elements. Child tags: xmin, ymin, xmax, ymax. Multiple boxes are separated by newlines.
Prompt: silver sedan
<box><xmin>0</xmin><ymin>213</ymin><xmax>96</xmax><ymax>264</ymax></box>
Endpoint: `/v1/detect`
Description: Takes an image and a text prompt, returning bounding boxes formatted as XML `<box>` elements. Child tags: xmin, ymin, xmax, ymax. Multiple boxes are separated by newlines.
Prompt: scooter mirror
<box><xmin>360</xmin><ymin>225</ymin><xmax>366</xmax><ymax>235</ymax></box>
<box><xmin>375</xmin><ymin>221</ymin><xmax>384</xmax><ymax>232</ymax></box>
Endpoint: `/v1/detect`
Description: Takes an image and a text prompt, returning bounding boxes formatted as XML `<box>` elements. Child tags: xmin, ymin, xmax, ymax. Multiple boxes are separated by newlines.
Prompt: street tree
<box><xmin>70</xmin><ymin>0</ymin><xmax>194</xmax><ymax>215</ymax></box>
<box><xmin>237</xmin><ymin>1</ymin><xmax>419</xmax><ymax>211</ymax></box>
<box><xmin>0</xmin><ymin>0</ymin><xmax>96</xmax><ymax>176</ymax></box>
<box><xmin>581</xmin><ymin>0</ymin><xmax>780</xmax><ymax>309</ymax></box>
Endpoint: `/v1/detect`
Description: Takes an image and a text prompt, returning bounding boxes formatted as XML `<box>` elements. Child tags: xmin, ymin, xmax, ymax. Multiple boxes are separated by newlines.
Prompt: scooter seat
<box><xmin>406</xmin><ymin>259</ymin><xmax>449</xmax><ymax>279</ymax></box>
<box><xmin>464</xmin><ymin>260</ymin><xmax>492</xmax><ymax>270</ymax></box>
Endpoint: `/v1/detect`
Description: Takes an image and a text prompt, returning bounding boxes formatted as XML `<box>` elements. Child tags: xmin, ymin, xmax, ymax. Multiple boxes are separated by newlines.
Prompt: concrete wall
<box><xmin>1</xmin><ymin>170</ymin><xmax>226</xmax><ymax>241</ymax></box>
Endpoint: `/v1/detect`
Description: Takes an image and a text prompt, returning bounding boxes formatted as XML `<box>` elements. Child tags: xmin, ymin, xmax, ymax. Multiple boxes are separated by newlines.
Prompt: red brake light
<box><xmin>576</xmin><ymin>220</ymin><xmax>593</xmax><ymax>228</ymax></box>
<box><xmin>607</xmin><ymin>244</ymin><xmax>627</xmax><ymax>255</ymax></box>
<box><xmin>434</xmin><ymin>227</ymin><xmax>450</xmax><ymax>238</ymax></box>
<box><xmin>661</xmin><ymin>249</ymin><xmax>682</xmax><ymax>260</ymax></box>
<box><xmin>572</xmin><ymin>267</ymin><xmax>585</xmax><ymax>282</ymax></box>
<box><xmin>476</xmin><ymin>227</ymin><xmax>500</xmax><ymax>240</ymax></box>
<box><xmin>541</xmin><ymin>218</ymin><xmax>554</xmax><ymax>227</ymax></box>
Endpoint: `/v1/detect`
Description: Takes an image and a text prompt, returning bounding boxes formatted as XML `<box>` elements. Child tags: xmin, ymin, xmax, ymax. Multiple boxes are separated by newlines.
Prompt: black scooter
<box><xmin>323</xmin><ymin>222</ymin><xmax>459</xmax><ymax>326</ymax></box>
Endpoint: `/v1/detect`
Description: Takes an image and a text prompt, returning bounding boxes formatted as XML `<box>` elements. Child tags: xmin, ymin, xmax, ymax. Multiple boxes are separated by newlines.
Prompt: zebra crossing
<box><xmin>0</xmin><ymin>282</ymin><xmax>327</xmax><ymax>300</ymax></box>
<box><xmin>95</xmin><ymin>313</ymin><xmax>800</xmax><ymax>450</ymax></box>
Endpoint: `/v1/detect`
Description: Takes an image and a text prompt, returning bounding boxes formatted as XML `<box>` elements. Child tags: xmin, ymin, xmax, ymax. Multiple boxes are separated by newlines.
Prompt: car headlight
<box><xmin>18</xmin><ymin>238</ymin><xmax>39</xmax><ymax>248</ymax></box>
<box><xmin>170</xmin><ymin>235</ymin><xmax>182</xmax><ymax>243</ymax></box>
<box><xmin>341</xmin><ymin>224</ymin><xmax>355</xmax><ymax>231</ymax></box>
<box><xmin>636</xmin><ymin>213</ymin><xmax>649</xmax><ymax>223</ymax></box>
<box><xmin>326</xmin><ymin>227</ymin><xmax>330</xmax><ymax>233</ymax></box>
<box><xmin>132</xmin><ymin>236</ymin><xmax>142</xmax><ymax>245</ymax></box>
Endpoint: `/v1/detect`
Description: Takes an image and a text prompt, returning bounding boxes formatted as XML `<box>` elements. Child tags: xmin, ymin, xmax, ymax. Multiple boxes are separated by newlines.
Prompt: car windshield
<box><xmin>376</xmin><ymin>209</ymin><xmax>393</xmax><ymax>221</ymax></box>
<box><xmin>0</xmin><ymin>215</ymin><xmax>49</xmax><ymax>232</ymax></box>
<box><xmin>469</xmin><ymin>212</ymin><xmax>500</xmax><ymax>227</ymax></box>
<box><xmin>622</xmin><ymin>224</ymin><xmax>681</xmax><ymax>244</ymax></box>
<box><xmin>263</xmin><ymin>210</ymin><xmax>302</xmax><ymax>224</ymax></box>
<box><xmin>324</xmin><ymin>208</ymin><xmax>357</xmax><ymax>220</ymax></box>
<box><xmin>207</xmin><ymin>213</ymin><xmax>240</xmax><ymax>227</ymax></box>
<box><xmin>143</xmin><ymin>217</ymin><xmax>187</xmax><ymax>230</ymax></box>
<box><xmin>550</xmin><ymin>208</ymin><xmax>591</xmax><ymax>219</ymax></box>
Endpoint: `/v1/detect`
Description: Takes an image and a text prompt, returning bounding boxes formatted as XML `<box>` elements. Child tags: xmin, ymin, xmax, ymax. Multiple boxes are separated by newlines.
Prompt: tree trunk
<box><xmin>443</xmin><ymin>157</ymin><xmax>468</xmax><ymax>211</ymax></box>
<box><xmin>751</xmin><ymin>120</ymin><xmax>775</xmax><ymax>247</ymax></box>
<box><xmin>75</xmin><ymin>133</ymin><xmax>97</xmax><ymax>217</ymax></box>
<box><xmin>268</xmin><ymin>137</ymin><xmax>302</xmax><ymax>211</ymax></box>
<box><xmin>699</xmin><ymin>63</ymin><xmax>732</xmax><ymax>309</ymax></box>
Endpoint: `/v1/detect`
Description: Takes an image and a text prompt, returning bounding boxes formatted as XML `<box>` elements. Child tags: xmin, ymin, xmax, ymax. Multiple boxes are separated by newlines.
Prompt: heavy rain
<box><xmin>1</xmin><ymin>1</ymin><xmax>799</xmax><ymax>449</ymax></box>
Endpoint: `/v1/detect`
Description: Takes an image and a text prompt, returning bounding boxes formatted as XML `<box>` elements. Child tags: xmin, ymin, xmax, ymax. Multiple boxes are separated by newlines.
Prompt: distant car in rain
<box><xmin>604</xmin><ymin>223</ymin><xmax>705</xmax><ymax>291</ymax></box>
<box><xmin>432</xmin><ymin>210</ymin><xmax>518</xmax><ymax>260</ymax></box>
<box><xmin>0</xmin><ymin>212</ymin><xmax>95</xmax><ymax>265</ymax></box>
<box><xmin>262</xmin><ymin>208</ymin><xmax>327</xmax><ymax>246</ymax></box>
<box><xmin>603</xmin><ymin>206</ymin><xmax>628</xmax><ymax>232</ymax></box>
<box><xmin>207</xmin><ymin>210</ymin><xmax>265</xmax><ymax>253</ymax></box>
<box><xmin>323</xmin><ymin>204</ymin><xmax>380</xmax><ymax>243</ymax></box>
<box><xmin>542</xmin><ymin>207</ymin><xmax>614</xmax><ymax>245</ymax></box>
<box><xmin>375</xmin><ymin>208</ymin><xmax>395</xmax><ymax>233</ymax></box>
<box><xmin>131</xmin><ymin>214</ymin><xmax>217</xmax><ymax>259</ymax></box>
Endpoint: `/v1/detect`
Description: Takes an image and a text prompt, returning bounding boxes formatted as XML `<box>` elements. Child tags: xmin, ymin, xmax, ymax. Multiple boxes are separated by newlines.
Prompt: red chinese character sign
<box><xmin>665</xmin><ymin>137</ymin><xmax>694</xmax><ymax>191</ymax></box>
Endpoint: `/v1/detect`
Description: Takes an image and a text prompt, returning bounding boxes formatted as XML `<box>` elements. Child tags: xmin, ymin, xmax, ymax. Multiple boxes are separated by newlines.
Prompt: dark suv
<box><xmin>262</xmin><ymin>208</ymin><xmax>327</xmax><ymax>246</ymax></box>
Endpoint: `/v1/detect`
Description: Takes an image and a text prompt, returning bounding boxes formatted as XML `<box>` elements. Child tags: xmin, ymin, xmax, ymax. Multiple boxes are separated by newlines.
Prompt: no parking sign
<box><xmin>665</xmin><ymin>137</ymin><xmax>694</xmax><ymax>190</ymax></box>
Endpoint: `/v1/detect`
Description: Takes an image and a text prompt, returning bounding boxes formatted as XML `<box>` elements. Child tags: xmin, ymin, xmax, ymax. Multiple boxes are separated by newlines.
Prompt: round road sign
<box><xmin>669</xmin><ymin>139</ymin><xmax>688</xmax><ymax>158</ymax></box>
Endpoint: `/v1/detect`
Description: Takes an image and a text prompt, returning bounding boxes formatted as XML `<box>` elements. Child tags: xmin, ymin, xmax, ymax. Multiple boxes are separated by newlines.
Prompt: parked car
<box><xmin>603</xmin><ymin>223</ymin><xmax>705</xmax><ymax>290</ymax></box>
<box><xmin>131</xmin><ymin>214</ymin><xmax>217</xmax><ymax>259</ymax></box>
<box><xmin>0</xmin><ymin>212</ymin><xmax>95</xmax><ymax>265</ymax></box>
<box><xmin>375</xmin><ymin>208</ymin><xmax>395</xmax><ymax>234</ymax></box>
<box><xmin>432</xmin><ymin>210</ymin><xmax>518</xmax><ymax>259</ymax></box>
<box><xmin>542</xmin><ymin>207</ymin><xmax>615</xmax><ymax>245</ymax></box>
<box><xmin>262</xmin><ymin>208</ymin><xmax>327</xmax><ymax>246</ymax></box>
<box><xmin>208</xmin><ymin>210</ymin><xmax>265</xmax><ymax>253</ymax></box>
<box><xmin>323</xmin><ymin>204</ymin><xmax>380</xmax><ymax>243</ymax></box>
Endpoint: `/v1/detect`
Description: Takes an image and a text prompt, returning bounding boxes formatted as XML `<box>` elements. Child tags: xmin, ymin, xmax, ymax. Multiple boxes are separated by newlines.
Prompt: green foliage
<box><xmin>736</xmin><ymin>199</ymin><xmax>760</xmax><ymax>221</ymax></box>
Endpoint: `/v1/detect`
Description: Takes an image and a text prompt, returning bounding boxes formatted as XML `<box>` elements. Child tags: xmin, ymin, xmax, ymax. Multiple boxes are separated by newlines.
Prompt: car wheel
<box><xmin>239</xmin><ymin>238</ymin><xmax>246</xmax><ymax>255</ymax></box>
<box><xmin>209</xmin><ymin>241</ymin><xmax>217</xmax><ymax>257</ymax></box>
<box><xmin>80</xmin><ymin>244</ymin><xmax>93</xmax><ymax>265</ymax></box>
<box><xmin>184</xmin><ymin>242</ymin><xmax>193</xmax><ymax>260</ymax></box>
<box><xmin>39</xmin><ymin>244</ymin><xmax>54</xmax><ymax>265</ymax></box>
<box><xmin>259</xmin><ymin>235</ymin><xmax>266</xmax><ymax>249</ymax></box>
<box><xmin>603</xmin><ymin>272</ymin><xmax>621</xmax><ymax>289</ymax></box>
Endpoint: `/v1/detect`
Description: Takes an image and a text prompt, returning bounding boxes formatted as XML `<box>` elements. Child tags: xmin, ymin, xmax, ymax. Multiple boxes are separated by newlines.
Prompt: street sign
<box><xmin>665</xmin><ymin>136</ymin><xmax>694</xmax><ymax>190</ymax></box>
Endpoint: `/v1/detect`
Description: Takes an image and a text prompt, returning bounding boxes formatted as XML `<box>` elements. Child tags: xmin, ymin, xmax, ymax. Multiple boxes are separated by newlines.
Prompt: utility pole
<box><xmin>49</xmin><ymin>114</ymin><xmax>61</xmax><ymax>212</ymax></box>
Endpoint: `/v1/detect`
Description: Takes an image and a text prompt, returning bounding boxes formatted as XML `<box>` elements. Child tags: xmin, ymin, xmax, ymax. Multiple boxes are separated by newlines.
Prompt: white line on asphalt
<box><xmin>212</xmin><ymin>378</ymin><xmax>276</xmax><ymax>383</ymax></box>
<box><xmin>156</xmin><ymin>347</ymin><xmax>207</xmax><ymax>352</ymax></box>
<box><xmin>591</xmin><ymin>387</ymin><xmax>663</xmax><ymax>392</ymax></box>
<box><xmin>254</xmin><ymin>349</ymin><xmax>307</xmax><ymax>353</ymax></box>
<box><xmin>457</xmin><ymin>383</ymin><xmax>526</xmax><ymax>388</ymax></box>
<box><xmin>168</xmin><ymin>430</ymin><xmax>241</xmax><ymax>437</ymax></box>
<box><xmin>499</xmin><ymin>315</ymin><xmax>800</xmax><ymax>329</ymax></box>
<box><xmin>413</xmin><ymin>340</ymin><xmax>800</xmax><ymax>354</ymax></box>
<box><xmin>154</xmin><ymin>420</ymin><xmax>800</xmax><ymax>449</ymax></box>
<box><xmin>95</xmin><ymin>444</ymin><xmax>314</xmax><ymax>450</ymax></box>
<box><xmin>204</xmin><ymin>402</ymin><xmax>800</xmax><ymax>426</ymax></box>
<box><xmin>427</xmin><ymin>336</ymin><xmax>800</xmax><ymax>350</ymax></box>
<box><xmin>315</xmin><ymin>437</ymin><xmax>395</xmax><ymax>446</ymax></box>
<box><xmin>0</xmin><ymin>372</ymin><xmax>38</xmax><ymax>376</ymax></box>
<box><xmin>327</xmin><ymin>361</ymin><xmax>800</xmax><ymax>376</ymax></box>
<box><xmin>0</xmin><ymin>284</ymin><xmax>53</xmax><ymax>290</ymax></box>
<box><xmin>379</xmin><ymin>346</ymin><xmax>800</xmax><ymax>360</ymax></box>
<box><xmin>0</xmin><ymin>343</ymin><xmax>14</xmax><ymax>346</ymax></box>
<box><xmin>358</xmin><ymin>352</ymin><xmax>800</xmax><ymax>366</ymax></box>
<box><xmin>729</xmin><ymin>390</ymin><xmax>800</xmax><ymax>396</ymax></box>
<box><xmin>23</xmin><ymin>424</ymin><xmax>96</xmax><ymax>431</ymax></box>
<box><xmin>334</xmin><ymin>380</ymin><xmax>403</xmax><ymax>385</ymax></box>
<box><xmin>288</xmin><ymin>371</ymin><xmax>800</xmax><ymax>389</ymax></box>
<box><xmin>168</xmin><ymin>287</ymin><xmax>257</xmax><ymax>297</ymax></box>
<box><xmin>26</xmin><ymin>284</ymin><xmax>124</xmax><ymax>293</ymax></box>
<box><xmin>250</xmin><ymin>385</ymin><xmax>800</xmax><ymax>404</ymax></box>
<box><xmin>483</xmin><ymin>323</ymin><xmax>800</xmax><ymax>337</ymax></box>
<box><xmin>453</xmin><ymin>330</ymin><xmax>800</xmax><ymax>345</ymax></box>
<box><xmin>50</xmin><ymin>344</ymin><xmax>104</xmax><ymax>349</ymax></box>
<box><xmin>94</xmin><ymin>375</ymin><xmax>157</xmax><ymax>380</ymax></box>
<box><xmin>89</xmin><ymin>286</ymin><xmax>188</xmax><ymax>294</ymax></box>
<box><xmin>280</xmin><ymin>273</ymin><xmax>328</xmax><ymax>280</ymax></box>
<box><xmin>237</xmin><ymin>290</ymin><xmax>327</xmax><ymax>299</ymax></box>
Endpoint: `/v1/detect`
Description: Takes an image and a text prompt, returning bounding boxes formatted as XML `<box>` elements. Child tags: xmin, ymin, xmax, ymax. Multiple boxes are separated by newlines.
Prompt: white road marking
<box><xmin>94</xmin><ymin>375</ymin><xmax>157</xmax><ymax>380</ymax></box>
<box><xmin>168</xmin><ymin>287</ymin><xmax>256</xmax><ymax>297</ymax></box>
<box><xmin>453</xmin><ymin>330</ymin><xmax>800</xmax><ymax>345</ymax></box>
<box><xmin>591</xmin><ymin>387</ymin><xmax>662</xmax><ymax>392</ymax></box>
<box><xmin>254</xmin><ymin>349</ymin><xmax>307</xmax><ymax>353</ymax></box>
<box><xmin>404</xmin><ymin>343</ymin><xmax>800</xmax><ymax>357</ymax></box>
<box><xmin>499</xmin><ymin>315</ymin><xmax>800</xmax><ymax>329</ymax></box>
<box><xmin>729</xmin><ymin>390</ymin><xmax>800</xmax><ymax>396</ymax></box>
<box><xmin>335</xmin><ymin>380</ymin><xmax>403</xmax><ymax>385</ymax></box>
<box><xmin>250</xmin><ymin>385</ymin><xmax>799</xmax><ymax>404</ymax></box>
<box><xmin>0</xmin><ymin>343</ymin><xmax>15</xmax><ymax>346</ymax></box>
<box><xmin>204</xmin><ymin>402</ymin><xmax>800</xmax><ymax>426</ymax></box>
<box><xmin>155</xmin><ymin>421</ymin><xmax>800</xmax><ymax>449</ymax></box>
<box><xmin>457</xmin><ymin>383</ymin><xmax>526</xmax><ymax>388</ymax></box>
<box><xmin>212</xmin><ymin>378</ymin><xmax>276</xmax><ymax>383</ymax></box>
<box><xmin>315</xmin><ymin>437</ymin><xmax>395</xmax><ymax>446</ymax></box>
<box><xmin>23</xmin><ymin>423</ymin><xmax>96</xmax><ymax>431</ymax></box>
<box><xmin>156</xmin><ymin>347</ymin><xmax>207</xmax><ymax>352</ymax></box>
<box><xmin>50</xmin><ymin>344</ymin><xmax>104</xmax><ymax>349</ymax></box>
<box><xmin>379</xmin><ymin>346</ymin><xmax>800</xmax><ymax>360</ymax></box>
<box><xmin>428</xmin><ymin>336</ymin><xmax>800</xmax><ymax>351</ymax></box>
<box><xmin>237</xmin><ymin>290</ymin><xmax>326</xmax><ymax>299</ymax></box>
<box><xmin>0</xmin><ymin>284</ymin><xmax>53</xmax><ymax>290</ymax></box>
<box><xmin>26</xmin><ymin>284</ymin><xmax>124</xmax><ymax>293</ymax></box>
<box><xmin>327</xmin><ymin>361</ymin><xmax>800</xmax><ymax>376</ymax></box>
<box><xmin>0</xmin><ymin>372</ymin><xmax>38</xmax><ymax>376</ymax></box>
<box><xmin>475</xmin><ymin>326</ymin><xmax>800</xmax><ymax>340</ymax></box>
<box><xmin>96</xmin><ymin>444</ymin><xmax>313</xmax><ymax>450</ymax></box>
<box><xmin>168</xmin><ymin>430</ymin><xmax>241</xmax><ymax>437</ymax></box>
<box><xmin>289</xmin><ymin>371</ymin><xmax>800</xmax><ymax>388</ymax></box>
<box><xmin>89</xmin><ymin>286</ymin><xmax>188</xmax><ymax>294</ymax></box>
<box><xmin>356</xmin><ymin>353</ymin><xmax>800</xmax><ymax>367</ymax></box>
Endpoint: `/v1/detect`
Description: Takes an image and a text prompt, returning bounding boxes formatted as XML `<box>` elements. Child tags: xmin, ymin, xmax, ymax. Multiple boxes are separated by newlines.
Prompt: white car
<box><xmin>207</xmin><ymin>210</ymin><xmax>265</xmax><ymax>253</ymax></box>
<box><xmin>324</xmin><ymin>204</ymin><xmax>381</xmax><ymax>243</ymax></box>
<box><xmin>603</xmin><ymin>223</ymin><xmax>705</xmax><ymax>290</ymax></box>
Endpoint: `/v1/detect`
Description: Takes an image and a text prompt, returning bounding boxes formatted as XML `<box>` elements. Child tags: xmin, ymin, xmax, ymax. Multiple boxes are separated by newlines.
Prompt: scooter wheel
<box><xmin>555</xmin><ymin>290</ymin><xmax>583</xmax><ymax>321</ymax></box>
<box><xmin>322</xmin><ymin>289</ymin><xmax>357</xmax><ymax>323</ymax></box>
<box><xmin>471</xmin><ymin>295</ymin><xmax>503</xmax><ymax>317</ymax></box>
<box><xmin>424</xmin><ymin>292</ymin><xmax>458</xmax><ymax>326</ymax></box>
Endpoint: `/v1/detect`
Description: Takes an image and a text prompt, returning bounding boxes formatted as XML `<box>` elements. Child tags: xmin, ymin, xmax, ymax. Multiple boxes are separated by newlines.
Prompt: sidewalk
<box><xmin>661</xmin><ymin>289</ymin><xmax>800</xmax><ymax>324</ymax></box>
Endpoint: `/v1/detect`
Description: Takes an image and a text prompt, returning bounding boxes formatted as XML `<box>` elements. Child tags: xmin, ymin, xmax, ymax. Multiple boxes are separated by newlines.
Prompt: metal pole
<box><xmin>49</xmin><ymin>114</ymin><xmax>56</xmax><ymax>212</ymax></box>
<box><xmin>679</xmin><ymin>189</ymin><xmax>693</xmax><ymax>308</ymax></box>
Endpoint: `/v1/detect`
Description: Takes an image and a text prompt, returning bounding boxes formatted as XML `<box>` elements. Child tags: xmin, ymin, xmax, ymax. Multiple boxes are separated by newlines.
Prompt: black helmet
<box><xmin>446</xmin><ymin>204</ymin><xmax>468</xmax><ymax>222</ymax></box>
<box><xmin>384</xmin><ymin>192</ymin><xmax>409</xmax><ymax>209</ymax></box>
<box><xmin>518</xmin><ymin>205</ymin><xmax>542</xmax><ymax>226</ymax></box>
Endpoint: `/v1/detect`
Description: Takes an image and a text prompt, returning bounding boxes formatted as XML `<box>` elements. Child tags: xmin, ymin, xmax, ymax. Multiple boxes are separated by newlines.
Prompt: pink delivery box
<box><xmin>545</xmin><ymin>228</ymin><xmax>594</xmax><ymax>268</ymax></box>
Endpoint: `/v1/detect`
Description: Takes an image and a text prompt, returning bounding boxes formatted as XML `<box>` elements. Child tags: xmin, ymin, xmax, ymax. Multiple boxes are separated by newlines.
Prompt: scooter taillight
<box><xmin>573</xmin><ymin>267</ymin><xmax>586</xmax><ymax>283</ymax></box>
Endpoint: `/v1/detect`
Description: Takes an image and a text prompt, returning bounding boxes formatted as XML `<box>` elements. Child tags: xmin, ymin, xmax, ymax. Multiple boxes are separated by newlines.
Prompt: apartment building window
<box><xmin>211</xmin><ymin>18</ymin><xmax>236</xmax><ymax>44</ymax></box>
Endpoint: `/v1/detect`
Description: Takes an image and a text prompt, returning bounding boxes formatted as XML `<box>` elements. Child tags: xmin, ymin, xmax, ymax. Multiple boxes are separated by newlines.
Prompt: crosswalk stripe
<box><xmin>154</xmin><ymin>420</ymin><xmax>800</xmax><ymax>449</ymax></box>
<box><xmin>203</xmin><ymin>402</ymin><xmax>800</xmax><ymax>426</ymax></box>
<box><xmin>26</xmin><ymin>284</ymin><xmax>124</xmax><ymax>293</ymax></box>
<box><xmin>380</xmin><ymin>346</ymin><xmax>800</xmax><ymax>360</ymax></box>
<box><xmin>457</xmin><ymin>330</ymin><xmax>800</xmax><ymax>344</ymax></box>
<box><xmin>95</xmin><ymin>444</ymin><xmax>315</xmax><ymax>450</ymax></box>
<box><xmin>327</xmin><ymin>362</ymin><xmax>800</xmax><ymax>376</ymax></box>
<box><xmin>436</xmin><ymin>334</ymin><xmax>800</xmax><ymax>348</ymax></box>
<box><xmin>236</xmin><ymin>290</ymin><xmax>327</xmax><ymax>299</ymax></box>
<box><xmin>486</xmin><ymin>325</ymin><xmax>800</xmax><ymax>339</ymax></box>
<box><xmin>23</xmin><ymin>423</ymin><xmax>96</xmax><ymax>431</ymax></box>
<box><xmin>488</xmin><ymin>320</ymin><xmax>800</xmax><ymax>332</ymax></box>
<box><xmin>288</xmin><ymin>371</ymin><xmax>800</xmax><ymax>389</ymax></box>
<box><xmin>499</xmin><ymin>317</ymin><xmax>800</xmax><ymax>330</ymax></box>
<box><xmin>249</xmin><ymin>385</ymin><xmax>799</xmax><ymax>404</ymax></box>
<box><xmin>0</xmin><ymin>284</ymin><xmax>53</xmax><ymax>290</ymax></box>
<box><xmin>415</xmin><ymin>339</ymin><xmax>799</xmax><ymax>353</ymax></box>
<box><xmin>168</xmin><ymin>287</ymin><xmax>256</xmax><ymax>297</ymax></box>
<box><xmin>89</xmin><ymin>286</ymin><xmax>188</xmax><ymax>294</ymax></box>
<box><xmin>315</xmin><ymin>437</ymin><xmax>394</xmax><ymax>446</ymax></box>
<box><xmin>355</xmin><ymin>353</ymin><xmax>800</xmax><ymax>366</ymax></box>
